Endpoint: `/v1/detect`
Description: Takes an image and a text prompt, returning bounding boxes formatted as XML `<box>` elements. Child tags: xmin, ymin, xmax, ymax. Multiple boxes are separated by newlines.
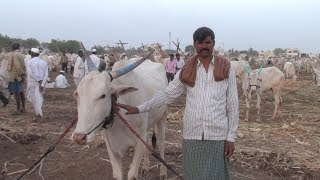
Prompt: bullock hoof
<box><xmin>244</xmin><ymin>118</ymin><xmax>249</xmax><ymax>122</ymax></box>
<box><xmin>141</xmin><ymin>168</ymin><xmax>148</xmax><ymax>176</ymax></box>
<box><xmin>159</xmin><ymin>165</ymin><xmax>167</xmax><ymax>179</ymax></box>
<box><xmin>160</xmin><ymin>172</ymin><xmax>167</xmax><ymax>180</ymax></box>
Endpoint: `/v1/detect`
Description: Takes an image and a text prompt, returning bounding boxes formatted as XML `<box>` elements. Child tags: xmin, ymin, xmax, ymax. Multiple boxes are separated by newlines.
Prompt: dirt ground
<box><xmin>0</xmin><ymin>70</ymin><xmax>319</xmax><ymax>180</ymax></box>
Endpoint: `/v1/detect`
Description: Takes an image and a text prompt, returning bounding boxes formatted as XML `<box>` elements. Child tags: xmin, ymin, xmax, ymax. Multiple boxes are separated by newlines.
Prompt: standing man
<box><xmin>73</xmin><ymin>50</ymin><xmax>85</xmax><ymax>87</ymax></box>
<box><xmin>165</xmin><ymin>54</ymin><xmax>177</xmax><ymax>83</ymax></box>
<box><xmin>84</xmin><ymin>48</ymin><xmax>101</xmax><ymax>74</ymax></box>
<box><xmin>175</xmin><ymin>53</ymin><xmax>185</xmax><ymax>72</ymax></box>
<box><xmin>26</xmin><ymin>48</ymin><xmax>49</xmax><ymax>122</ymax></box>
<box><xmin>61</xmin><ymin>51</ymin><xmax>68</xmax><ymax>73</ymax></box>
<box><xmin>7</xmin><ymin>43</ymin><xmax>26</xmax><ymax>115</ymax></box>
<box><xmin>119</xmin><ymin>27</ymin><xmax>239</xmax><ymax>180</ymax></box>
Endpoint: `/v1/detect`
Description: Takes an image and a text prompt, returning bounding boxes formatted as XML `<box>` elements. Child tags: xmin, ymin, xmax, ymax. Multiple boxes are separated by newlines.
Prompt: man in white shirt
<box><xmin>26</xmin><ymin>48</ymin><xmax>49</xmax><ymax>122</ymax></box>
<box><xmin>55</xmin><ymin>70</ymin><xmax>70</xmax><ymax>88</ymax></box>
<box><xmin>73</xmin><ymin>50</ymin><xmax>85</xmax><ymax>87</ymax></box>
<box><xmin>84</xmin><ymin>48</ymin><xmax>101</xmax><ymax>74</ymax></box>
<box><xmin>118</xmin><ymin>27</ymin><xmax>239</xmax><ymax>180</ymax></box>
<box><xmin>175</xmin><ymin>53</ymin><xmax>185</xmax><ymax>73</ymax></box>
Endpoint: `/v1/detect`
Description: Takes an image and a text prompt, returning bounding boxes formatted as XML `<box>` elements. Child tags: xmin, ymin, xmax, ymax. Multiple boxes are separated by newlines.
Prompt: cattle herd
<box><xmin>0</xmin><ymin>45</ymin><xmax>320</xmax><ymax>179</ymax></box>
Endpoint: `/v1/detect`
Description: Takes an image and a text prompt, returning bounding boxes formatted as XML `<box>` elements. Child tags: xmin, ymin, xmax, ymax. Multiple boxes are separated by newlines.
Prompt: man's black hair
<box><xmin>12</xmin><ymin>43</ymin><xmax>20</xmax><ymax>50</ymax></box>
<box><xmin>193</xmin><ymin>27</ymin><xmax>215</xmax><ymax>42</ymax></box>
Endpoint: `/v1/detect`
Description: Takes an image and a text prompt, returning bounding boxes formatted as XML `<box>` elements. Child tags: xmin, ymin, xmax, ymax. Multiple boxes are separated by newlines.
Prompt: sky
<box><xmin>1</xmin><ymin>0</ymin><xmax>319</xmax><ymax>53</ymax></box>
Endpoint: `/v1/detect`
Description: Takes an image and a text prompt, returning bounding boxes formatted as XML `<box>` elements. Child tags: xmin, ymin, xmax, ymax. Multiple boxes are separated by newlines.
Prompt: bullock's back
<box><xmin>112</xmin><ymin>58</ymin><xmax>167</xmax><ymax>105</ymax></box>
<box><xmin>261</xmin><ymin>66</ymin><xmax>285</xmax><ymax>89</ymax></box>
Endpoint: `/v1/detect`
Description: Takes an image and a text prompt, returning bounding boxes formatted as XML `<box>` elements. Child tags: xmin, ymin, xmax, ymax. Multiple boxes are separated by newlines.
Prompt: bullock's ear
<box><xmin>112</xmin><ymin>85</ymin><xmax>139</xmax><ymax>96</ymax></box>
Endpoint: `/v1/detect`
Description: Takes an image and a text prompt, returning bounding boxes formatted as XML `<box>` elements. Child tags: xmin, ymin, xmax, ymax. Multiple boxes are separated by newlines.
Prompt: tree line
<box><xmin>1</xmin><ymin>34</ymin><xmax>286</xmax><ymax>57</ymax></box>
<box><xmin>0</xmin><ymin>34</ymin><xmax>81</xmax><ymax>53</ymax></box>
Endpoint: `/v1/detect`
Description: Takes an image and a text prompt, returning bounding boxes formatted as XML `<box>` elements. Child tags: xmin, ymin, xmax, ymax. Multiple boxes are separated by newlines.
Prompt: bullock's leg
<box><xmin>244</xmin><ymin>92</ymin><xmax>251</xmax><ymax>121</ymax></box>
<box><xmin>272</xmin><ymin>86</ymin><xmax>282</xmax><ymax>119</ymax></box>
<box><xmin>128</xmin><ymin>141</ymin><xmax>145</xmax><ymax>180</ymax></box>
<box><xmin>256</xmin><ymin>92</ymin><xmax>261</xmax><ymax>121</ymax></box>
<box><xmin>104</xmin><ymin>132</ymin><xmax>123</xmax><ymax>180</ymax></box>
<box><xmin>141</xmin><ymin>137</ymin><xmax>150</xmax><ymax>175</ymax></box>
<box><xmin>156</xmin><ymin>115</ymin><xmax>167</xmax><ymax>179</ymax></box>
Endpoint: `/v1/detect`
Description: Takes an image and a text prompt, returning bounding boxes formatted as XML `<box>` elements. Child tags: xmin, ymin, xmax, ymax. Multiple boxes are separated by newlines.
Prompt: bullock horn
<box><xmin>110</xmin><ymin>50</ymin><xmax>155</xmax><ymax>80</ymax></box>
<box><xmin>258</xmin><ymin>65</ymin><xmax>263</xmax><ymax>75</ymax></box>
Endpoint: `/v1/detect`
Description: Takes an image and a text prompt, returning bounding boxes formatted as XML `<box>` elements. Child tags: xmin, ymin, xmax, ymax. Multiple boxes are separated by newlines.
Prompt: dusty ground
<box><xmin>0</xmin><ymin>71</ymin><xmax>319</xmax><ymax>180</ymax></box>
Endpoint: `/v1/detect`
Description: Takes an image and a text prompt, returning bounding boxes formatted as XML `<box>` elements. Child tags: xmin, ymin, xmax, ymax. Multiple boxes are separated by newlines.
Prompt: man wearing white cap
<box><xmin>26</xmin><ymin>48</ymin><xmax>49</xmax><ymax>122</ymax></box>
<box><xmin>55</xmin><ymin>70</ymin><xmax>70</xmax><ymax>88</ymax></box>
<box><xmin>84</xmin><ymin>48</ymin><xmax>101</xmax><ymax>74</ymax></box>
<box><xmin>73</xmin><ymin>50</ymin><xmax>85</xmax><ymax>87</ymax></box>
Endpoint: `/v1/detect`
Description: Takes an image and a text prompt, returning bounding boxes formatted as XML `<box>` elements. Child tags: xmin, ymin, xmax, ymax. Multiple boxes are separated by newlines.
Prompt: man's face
<box><xmin>170</xmin><ymin>55</ymin><xmax>174</xmax><ymax>60</ymax></box>
<box><xmin>176</xmin><ymin>55</ymin><xmax>180</xmax><ymax>60</ymax></box>
<box><xmin>194</xmin><ymin>36</ymin><xmax>214</xmax><ymax>58</ymax></box>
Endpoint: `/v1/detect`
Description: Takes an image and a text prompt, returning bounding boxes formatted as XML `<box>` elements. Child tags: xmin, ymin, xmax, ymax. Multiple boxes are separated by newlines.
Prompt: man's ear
<box><xmin>111</xmin><ymin>85</ymin><xmax>139</xmax><ymax>97</ymax></box>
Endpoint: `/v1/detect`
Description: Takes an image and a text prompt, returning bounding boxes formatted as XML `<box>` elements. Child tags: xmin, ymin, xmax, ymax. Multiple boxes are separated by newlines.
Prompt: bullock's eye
<box><xmin>258</xmin><ymin>79</ymin><xmax>262</xmax><ymax>81</ymax></box>
<box><xmin>100</xmin><ymin>94</ymin><xmax>106</xmax><ymax>99</ymax></box>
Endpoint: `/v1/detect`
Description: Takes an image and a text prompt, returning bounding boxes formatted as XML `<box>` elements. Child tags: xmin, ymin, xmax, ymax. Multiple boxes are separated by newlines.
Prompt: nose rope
<box><xmin>82</xmin><ymin>94</ymin><xmax>117</xmax><ymax>140</ymax></box>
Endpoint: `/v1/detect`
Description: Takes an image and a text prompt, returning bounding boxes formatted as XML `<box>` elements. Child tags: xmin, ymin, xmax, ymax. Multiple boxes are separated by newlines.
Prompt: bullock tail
<box><xmin>152</xmin><ymin>131</ymin><xmax>157</xmax><ymax>149</ymax></box>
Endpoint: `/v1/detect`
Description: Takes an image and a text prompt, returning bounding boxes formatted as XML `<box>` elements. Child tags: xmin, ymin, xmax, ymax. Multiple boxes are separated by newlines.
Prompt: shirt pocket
<box><xmin>211</xmin><ymin>80</ymin><xmax>228</xmax><ymax>101</ymax></box>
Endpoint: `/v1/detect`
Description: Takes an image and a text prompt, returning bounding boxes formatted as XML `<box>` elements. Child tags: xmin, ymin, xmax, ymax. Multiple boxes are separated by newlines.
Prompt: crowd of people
<box><xmin>165</xmin><ymin>53</ymin><xmax>185</xmax><ymax>83</ymax></box>
<box><xmin>0</xmin><ymin>45</ymin><xmax>102</xmax><ymax>122</ymax></box>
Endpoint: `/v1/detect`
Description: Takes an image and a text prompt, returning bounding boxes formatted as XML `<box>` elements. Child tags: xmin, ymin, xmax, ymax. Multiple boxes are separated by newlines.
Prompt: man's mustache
<box><xmin>200</xmin><ymin>48</ymin><xmax>210</xmax><ymax>52</ymax></box>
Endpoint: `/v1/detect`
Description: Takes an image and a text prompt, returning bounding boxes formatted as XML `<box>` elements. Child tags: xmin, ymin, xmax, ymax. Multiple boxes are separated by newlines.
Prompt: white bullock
<box><xmin>230</xmin><ymin>60</ymin><xmax>250</xmax><ymax>83</ymax></box>
<box><xmin>292</xmin><ymin>60</ymin><xmax>302</xmax><ymax>76</ymax></box>
<box><xmin>72</xmin><ymin>57</ymin><xmax>168</xmax><ymax>180</ymax></box>
<box><xmin>313</xmin><ymin>68</ymin><xmax>320</xmax><ymax>87</ymax></box>
<box><xmin>283</xmin><ymin>62</ymin><xmax>297</xmax><ymax>80</ymax></box>
<box><xmin>243</xmin><ymin>66</ymin><xmax>285</xmax><ymax>121</ymax></box>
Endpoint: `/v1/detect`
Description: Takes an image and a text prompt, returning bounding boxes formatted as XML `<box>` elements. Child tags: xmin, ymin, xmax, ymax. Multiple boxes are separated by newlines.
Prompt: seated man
<box><xmin>55</xmin><ymin>70</ymin><xmax>70</xmax><ymax>88</ymax></box>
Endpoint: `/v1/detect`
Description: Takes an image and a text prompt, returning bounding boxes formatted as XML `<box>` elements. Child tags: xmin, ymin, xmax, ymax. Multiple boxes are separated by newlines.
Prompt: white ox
<box><xmin>313</xmin><ymin>68</ymin><xmax>320</xmax><ymax>87</ymax></box>
<box><xmin>283</xmin><ymin>62</ymin><xmax>297</xmax><ymax>80</ymax></box>
<box><xmin>292</xmin><ymin>60</ymin><xmax>302</xmax><ymax>76</ymax></box>
<box><xmin>243</xmin><ymin>66</ymin><xmax>285</xmax><ymax>121</ymax></box>
<box><xmin>72</xmin><ymin>57</ymin><xmax>168</xmax><ymax>180</ymax></box>
<box><xmin>230</xmin><ymin>60</ymin><xmax>250</xmax><ymax>83</ymax></box>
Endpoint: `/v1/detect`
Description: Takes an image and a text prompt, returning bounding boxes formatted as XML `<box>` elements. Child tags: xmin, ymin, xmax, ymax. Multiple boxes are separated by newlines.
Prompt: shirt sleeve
<box><xmin>137</xmin><ymin>71</ymin><xmax>186</xmax><ymax>113</ymax></box>
<box><xmin>41</xmin><ymin>63</ymin><xmax>49</xmax><ymax>87</ymax></box>
<box><xmin>226</xmin><ymin>66</ymin><xmax>240</xmax><ymax>142</ymax></box>
<box><xmin>29</xmin><ymin>61</ymin><xmax>40</xmax><ymax>81</ymax></box>
<box><xmin>63</xmin><ymin>76</ymin><xmax>70</xmax><ymax>87</ymax></box>
<box><xmin>84</xmin><ymin>60</ymin><xmax>88</xmax><ymax>74</ymax></box>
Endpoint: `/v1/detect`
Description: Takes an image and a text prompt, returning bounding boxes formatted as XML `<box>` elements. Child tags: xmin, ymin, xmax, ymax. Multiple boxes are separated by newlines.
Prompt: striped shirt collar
<box><xmin>197</xmin><ymin>56</ymin><xmax>215</xmax><ymax>67</ymax></box>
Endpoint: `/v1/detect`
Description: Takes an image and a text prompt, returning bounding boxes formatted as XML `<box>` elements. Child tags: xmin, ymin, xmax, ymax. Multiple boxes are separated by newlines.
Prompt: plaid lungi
<box><xmin>183</xmin><ymin>139</ymin><xmax>230</xmax><ymax>180</ymax></box>
<box><xmin>8</xmin><ymin>81</ymin><xmax>23</xmax><ymax>93</ymax></box>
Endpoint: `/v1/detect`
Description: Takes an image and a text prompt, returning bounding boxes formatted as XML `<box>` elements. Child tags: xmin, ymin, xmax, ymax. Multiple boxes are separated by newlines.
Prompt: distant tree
<box><xmin>93</xmin><ymin>45</ymin><xmax>106</xmax><ymax>54</ymax></box>
<box><xmin>21</xmin><ymin>38</ymin><xmax>40</xmax><ymax>49</ymax></box>
<box><xmin>46</xmin><ymin>39</ymin><xmax>81</xmax><ymax>53</ymax></box>
<box><xmin>0</xmin><ymin>34</ymin><xmax>14</xmax><ymax>50</ymax></box>
<box><xmin>248</xmin><ymin>48</ymin><xmax>258</xmax><ymax>57</ymax></box>
<box><xmin>185</xmin><ymin>45</ymin><xmax>194</xmax><ymax>53</ymax></box>
<box><xmin>239</xmin><ymin>50</ymin><xmax>248</xmax><ymax>54</ymax></box>
<box><xmin>273</xmin><ymin>48</ymin><xmax>285</xmax><ymax>56</ymax></box>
